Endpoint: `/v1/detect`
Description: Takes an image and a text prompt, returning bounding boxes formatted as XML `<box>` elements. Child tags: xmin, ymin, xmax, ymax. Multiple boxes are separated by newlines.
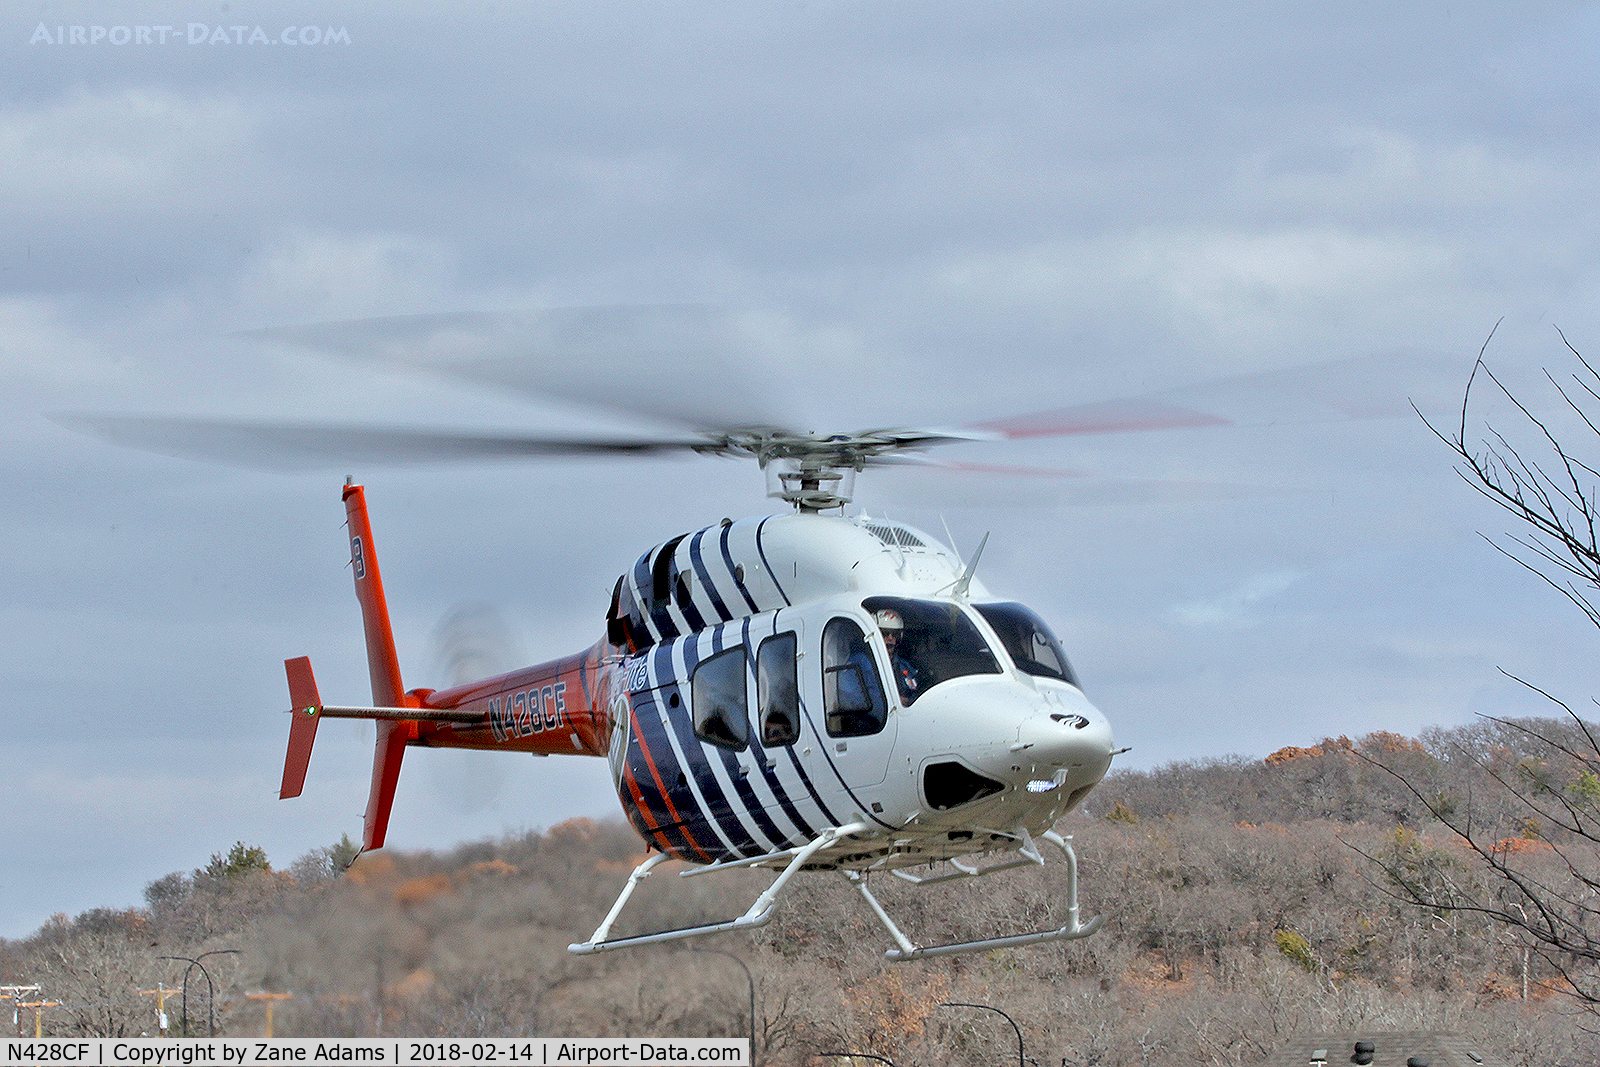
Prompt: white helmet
<box><xmin>874</xmin><ymin>608</ymin><xmax>903</xmax><ymax>631</ymax></box>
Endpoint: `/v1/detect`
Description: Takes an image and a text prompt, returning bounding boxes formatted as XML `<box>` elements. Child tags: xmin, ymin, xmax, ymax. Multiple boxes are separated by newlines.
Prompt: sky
<box><xmin>4</xmin><ymin>1</ymin><xmax>1600</xmax><ymax>938</ymax></box>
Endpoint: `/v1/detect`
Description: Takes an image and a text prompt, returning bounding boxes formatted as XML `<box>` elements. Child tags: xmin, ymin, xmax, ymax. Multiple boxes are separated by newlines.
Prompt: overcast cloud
<box><xmin>3</xmin><ymin>1</ymin><xmax>1599</xmax><ymax>937</ymax></box>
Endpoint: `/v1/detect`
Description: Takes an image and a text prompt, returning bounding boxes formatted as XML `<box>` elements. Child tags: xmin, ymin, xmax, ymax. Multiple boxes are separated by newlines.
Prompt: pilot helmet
<box><xmin>874</xmin><ymin>608</ymin><xmax>903</xmax><ymax>632</ymax></box>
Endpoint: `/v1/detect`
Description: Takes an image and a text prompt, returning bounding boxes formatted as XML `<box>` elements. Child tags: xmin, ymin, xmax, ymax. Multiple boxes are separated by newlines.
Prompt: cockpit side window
<box><xmin>973</xmin><ymin>602</ymin><xmax>1080</xmax><ymax>687</ymax></box>
<box><xmin>756</xmin><ymin>631</ymin><xmax>800</xmax><ymax>747</ymax></box>
<box><xmin>821</xmin><ymin>617</ymin><xmax>888</xmax><ymax>737</ymax></box>
<box><xmin>861</xmin><ymin>596</ymin><xmax>1001</xmax><ymax>705</ymax></box>
<box><xmin>691</xmin><ymin>645</ymin><xmax>749</xmax><ymax>750</ymax></box>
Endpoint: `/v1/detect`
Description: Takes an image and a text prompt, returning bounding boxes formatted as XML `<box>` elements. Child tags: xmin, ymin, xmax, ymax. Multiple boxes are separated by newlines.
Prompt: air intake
<box><xmin>924</xmin><ymin>761</ymin><xmax>1004</xmax><ymax>810</ymax></box>
<box><xmin>861</xmin><ymin>522</ymin><xmax>926</xmax><ymax>548</ymax></box>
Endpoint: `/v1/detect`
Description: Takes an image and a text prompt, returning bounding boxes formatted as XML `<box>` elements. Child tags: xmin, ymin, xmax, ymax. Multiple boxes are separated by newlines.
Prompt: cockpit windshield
<box><xmin>861</xmin><ymin>596</ymin><xmax>1000</xmax><ymax>705</ymax></box>
<box><xmin>974</xmin><ymin>602</ymin><xmax>1080</xmax><ymax>687</ymax></box>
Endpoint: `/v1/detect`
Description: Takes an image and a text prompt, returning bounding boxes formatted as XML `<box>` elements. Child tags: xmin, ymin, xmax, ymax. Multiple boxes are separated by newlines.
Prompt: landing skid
<box><xmin>854</xmin><ymin>829</ymin><xmax>1102</xmax><ymax>961</ymax></box>
<box><xmin>568</xmin><ymin>824</ymin><xmax>1101</xmax><ymax>961</ymax></box>
<box><xmin>568</xmin><ymin>822</ymin><xmax>870</xmax><ymax>955</ymax></box>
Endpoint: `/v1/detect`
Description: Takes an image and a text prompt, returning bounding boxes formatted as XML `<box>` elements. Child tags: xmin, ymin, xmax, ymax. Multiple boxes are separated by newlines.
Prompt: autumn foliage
<box><xmin>0</xmin><ymin>722</ymin><xmax>1595</xmax><ymax>1065</ymax></box>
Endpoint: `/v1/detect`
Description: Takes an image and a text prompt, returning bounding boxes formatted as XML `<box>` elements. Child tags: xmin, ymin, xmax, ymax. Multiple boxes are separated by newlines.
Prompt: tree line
<box><xmin>1</xmin><ymin>721</ymin><xmax>1595</xmax><ymax>1066</ymax></box>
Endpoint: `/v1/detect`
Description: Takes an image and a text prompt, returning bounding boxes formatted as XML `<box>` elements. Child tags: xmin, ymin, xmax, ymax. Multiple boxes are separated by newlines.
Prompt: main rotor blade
<box><xmin>243</xmin><ymin>305</ymin><xmax>793</xmax><ymax>433</ymax></box>
<box><xmin>875</xmin><ymin>457</ymin><xmax>1268</xmax><ymax>508</ymax></box>
<box><xmin>54</xmin><ymin>414</ymin><xmax>713</xmax><ymax>471</ymax></box>
<box><xmin>971</xmin><ymin>399</ymin><xmax>1229</xmax><ymax>439</ymax></box>
<box><xmin>973</xmin><ymin>352</ymin><xmax>1467</xmax><ymax>440</ymax></box>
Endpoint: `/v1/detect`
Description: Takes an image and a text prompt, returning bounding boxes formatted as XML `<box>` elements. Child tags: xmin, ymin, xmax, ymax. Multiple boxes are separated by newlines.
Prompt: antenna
<box><xmin>951</xmin><ymin>531</ymin><xmax>989</xmax><ymax>599</ymax></box>
<box><xmin>939</xmin><ymin>514</ymin><xmax>962</xmax><ymax>558</ymax></box>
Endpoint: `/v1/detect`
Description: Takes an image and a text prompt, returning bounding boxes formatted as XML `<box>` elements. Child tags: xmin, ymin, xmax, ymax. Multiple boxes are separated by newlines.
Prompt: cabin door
<box><xmin>809</xmin><ymin>614</ymin><xmax>898</xmax><ymax>788</ymax></box>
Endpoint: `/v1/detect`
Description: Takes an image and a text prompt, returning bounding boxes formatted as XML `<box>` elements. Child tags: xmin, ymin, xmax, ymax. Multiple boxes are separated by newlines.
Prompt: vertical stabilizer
<box><xmin>280</xmin><ymin>656</ymin><xmax>322</xmax><ymax>799</ymax></box>
<box><xmin>342</xmin><ymin>482</ymin><xmax>414</xmax><ymax>850</ymax></box>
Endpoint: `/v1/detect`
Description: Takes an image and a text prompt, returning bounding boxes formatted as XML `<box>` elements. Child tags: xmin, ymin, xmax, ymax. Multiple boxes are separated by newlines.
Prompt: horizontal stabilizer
<box><xmin>312</xmin><ymin>704</ymin><xmax>485</xmax><ymax>724</ymax></box>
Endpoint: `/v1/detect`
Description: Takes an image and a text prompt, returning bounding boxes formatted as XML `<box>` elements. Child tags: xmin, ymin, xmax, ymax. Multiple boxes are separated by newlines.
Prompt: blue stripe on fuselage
<box><xmin>622</xmin><ymin>689</ymin><xmax>700</xmax><ymax>859</ymax></box>
<box><xmin>719</xmin><ymin>522</ymin><xmax>761</xmax><ymax>613</ymax></box>
<box><xmin>688</xmin><ymin>528</ymin><xmax>734</xmax><ymax>623</ymax></box>
<box><xmin>738</xmin><ymin>618</ymin><xmax>818</xmax><ymax>844</ymax></box>
<box><xmin>754</xmin><ymin>516</ymin><xmax>792</xmax><ymax>607</ymax></box>
<box><xmin>660</xmin><ymin>635</ymin><xmax>766</xmax><ymax>857</ymax></box>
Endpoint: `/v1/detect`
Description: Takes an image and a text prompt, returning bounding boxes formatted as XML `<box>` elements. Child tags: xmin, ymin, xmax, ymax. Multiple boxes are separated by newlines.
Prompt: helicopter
<box><xmin>286</xmin><ymin>457</ymin><xmax>1116</xmax><ymax>961</ymax></box>
<box><xmin>273</xmin><ymin>429</ymin><xmax>1125</xmax><ymax>962</ymax></box>
<box><xmin>62</xmin><ymin>307</ymin><xmax>1434</xmax><ymax>961</ymax></box>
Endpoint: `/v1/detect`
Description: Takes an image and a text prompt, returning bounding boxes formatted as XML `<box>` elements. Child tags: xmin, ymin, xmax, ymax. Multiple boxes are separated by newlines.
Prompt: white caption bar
<box><xmin>1</xmin><ymin>1039</ymin><xmax>749</xmax><ymax>1067</ymax></box>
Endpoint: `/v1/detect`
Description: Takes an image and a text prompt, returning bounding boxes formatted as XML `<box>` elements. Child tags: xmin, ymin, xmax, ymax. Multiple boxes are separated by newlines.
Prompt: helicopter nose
<box><xmin>906</xmin><ymin>680</ymin><xmax>1115</xmax><ymax>809</ymax></box>
<box><xmin>1008</xmin><ymin>688</ymin><xmax>1114</xmax><ymax>792</ymax></box>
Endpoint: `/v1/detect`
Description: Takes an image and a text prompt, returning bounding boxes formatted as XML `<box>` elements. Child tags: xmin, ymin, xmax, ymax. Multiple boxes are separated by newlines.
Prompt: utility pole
<box><xmin>373</xmin><ymin>953</ymin><xmax>384</xmax><ymax>1038</ymax></box>
<box><xmin>16</xmin><ymin>1000</ymin><xmax>60</xmax><ymax>1038</ymax></box>
<box><xmin>1</xmin><ymin>987</ymin><xmax>41</xmax><ymax>1037</ymax></box>
<box><xmin>138</xmin><ymin>985</ymin><xmax>175</xmax><ymax>1035</ymax></box>
<box><xmin>244</xmin><ymin>993</ymin><xmax>293</xmax><ymax>1038</ymax></box>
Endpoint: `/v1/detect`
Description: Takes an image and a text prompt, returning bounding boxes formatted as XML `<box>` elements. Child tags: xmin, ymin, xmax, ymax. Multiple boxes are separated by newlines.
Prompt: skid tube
<box><xmin>568</xmin><ymin>822</ymin><xmax>869</xmax><ymax>955</ymax></box>
<box><xmin>851</xmin><ymin>830</ymin><xmax>1102</xmax><ymax>962</ymax></box>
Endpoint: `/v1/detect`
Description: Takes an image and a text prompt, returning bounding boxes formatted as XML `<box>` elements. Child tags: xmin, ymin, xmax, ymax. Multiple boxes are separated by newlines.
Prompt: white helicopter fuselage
<box><xmin>602</xmin><ymin>511</ymin><xmax>1115</xmax><ymax>872</ymax></box>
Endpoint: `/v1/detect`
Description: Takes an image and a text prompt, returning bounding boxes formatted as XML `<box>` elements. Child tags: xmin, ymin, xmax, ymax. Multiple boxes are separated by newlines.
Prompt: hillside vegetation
<box><xmin>4</xmin><ymin>720</ymin><xmax>1597</xmax><ymax>1066</ymax></box>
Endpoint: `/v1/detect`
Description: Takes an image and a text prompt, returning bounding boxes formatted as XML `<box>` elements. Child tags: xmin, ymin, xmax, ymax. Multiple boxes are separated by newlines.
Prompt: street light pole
<box><xmin>159</xmin><ymin>950</ymin><xmax>240</xmax><ymax>1036</ymax></box>
<box><xmin>687</xmin><ymin>947</ymin><xmax>755</xmax><ymax>1063</ymax></box>
<box><xmin>940</xmin><ymin>1001</ymin><xmax>1025</xmax><ymax>1067</ymax></box>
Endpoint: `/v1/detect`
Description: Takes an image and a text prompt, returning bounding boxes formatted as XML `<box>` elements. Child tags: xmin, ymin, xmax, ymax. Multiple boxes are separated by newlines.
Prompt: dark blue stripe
<box><xmin>623</xmin><ymin>689</ymin><xmax>699</xmax><ymax>859</ymax></box>
<box><xmin>635</xmin><ymin>676</ymin><xmax>735</xmax><ymax>860</ymax></box>
<box><xmin>786</xmin><ymin>727</ymin><xmax>843</xmax><ymax>829</ymax></box>
<box><xmin>754</xmin><ymin>516</ymin><xmax>792</xmax><ymax>607</ymax></box>
<box><xmin>720</xmin><ymin>522</ymin><xmax>761</xmax><ymax>613</ymax></box>
<box><xmin>651</xmin><ymin>641</ymin><xmax>677</xmax><ymax>687</ymax></box>
<box><xmin>671</xmin><ymin>541</ymin><xmax>708</xmax><ymax>634</ymax></box>
<box><xmin>639</xmin><ymin>544</ymin><xmax>683</xmax><ymax>642</ymax></box>
<box><xmin>630</xmin><ymin>552</ymin><xmax>671</xmax><ymax>644</ymax></box>
<box><xmin>784</xmin><ymin>658</ymin><xmax>851</xmax><ymax>829</ymax></box>
<box><xmin>700</xmin><ymin>622</ymin><xmax>792</xmax><ymax>849</ymax></box>
<box><xmin>740</xmin><ymin>618</ymin><xmax>817</xmax><ymax>845</ymax></box>
<box><xmin>806</xmin><ymin>711</ymin><xmax>897</xmax><ymax>830</ymax></box>
<box><xmin>688</xmin><ymin>529</ymin><xmax>734</xmax><ymax>622</ymax></box>
<box><xmin>659</xmin><ymin>638</ymin><xmax>765</xmax><ymax>858</ymax></box>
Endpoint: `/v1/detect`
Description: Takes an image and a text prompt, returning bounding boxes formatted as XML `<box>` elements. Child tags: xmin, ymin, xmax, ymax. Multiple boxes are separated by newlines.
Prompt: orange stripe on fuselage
<box><xmin>626</xmin><ymin>700</ymin><xmax>713</xmax><ymax>863</ymax></box>
<box><xmin>619</xmin><ymin>754</ymin><xmax>677</xmax><ymax>856</ymax></box>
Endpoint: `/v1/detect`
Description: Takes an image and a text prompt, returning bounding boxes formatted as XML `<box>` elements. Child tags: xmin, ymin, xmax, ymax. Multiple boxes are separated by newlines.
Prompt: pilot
<box><xmin>875</xmin><ymin>608</ymin><xmax>921</xmax><ymax>704</ymax></box>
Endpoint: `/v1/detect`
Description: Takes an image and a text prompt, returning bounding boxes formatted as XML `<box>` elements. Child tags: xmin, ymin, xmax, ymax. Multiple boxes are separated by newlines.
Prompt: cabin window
<box><xmin>860</xmin><ymin>596</ymin><xmax>1001</xmax><ymax>706</ymax></box>
<box><xmin>974</xmin><ymin>602</ymin><xmax>1080</xmax><ymax>687</ymax></box>
<box><xmin>757</xmin><ymin>631</ymin><xmax>800</xmax><ymax>747</ymax></box>
<box><xmin>822</xmin><ymin>617</ymin><xmax>888</xmax><ymax>737</ymax></box>
<box><xmin>691</xmin><ymin>646</ymin><xmax>749</xmax><ymax>750</ymax></box>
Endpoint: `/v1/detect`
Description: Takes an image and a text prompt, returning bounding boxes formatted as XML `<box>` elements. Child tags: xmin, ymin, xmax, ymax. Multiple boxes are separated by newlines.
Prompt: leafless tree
<box><xmin>1363</xmin><ymin>329</ymin><xmax>1600</xmax><ymax>1011</ymax></box>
